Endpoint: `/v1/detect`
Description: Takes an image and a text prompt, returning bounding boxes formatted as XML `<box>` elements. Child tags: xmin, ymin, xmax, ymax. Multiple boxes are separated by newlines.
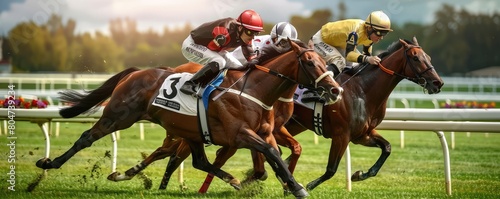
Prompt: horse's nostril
<box><xmin>433</xmin><ymin>80</ymin><xmax>443</xmax><ymax>88</ymax></box>
<box><xmin>331</xmin><ymin>87</ymin><xmax>343</xmax><ymax>95</ymax></box>
<box><xmin>331</xmin><ymin>88</ymin><xmax>338</xmax><ymax>95</ymax></box>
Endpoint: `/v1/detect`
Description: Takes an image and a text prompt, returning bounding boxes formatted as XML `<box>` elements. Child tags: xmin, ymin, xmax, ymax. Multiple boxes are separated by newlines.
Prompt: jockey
<box><xmin>302</xmin><ymin>10</ymin><xmax>393</xmax><ymax>102</ymax></box>
<box><xmin>231</xmin><ymin>22</ymin><xmax>299</xmax><ymax>65</ymax></box>
<box><xmin>309</xmin><ymin>10</ymin><xmax>392</xmax><ymax>75</ymax></box>
<box><xmin>180</xmin><ymin>9</ymin><xmax>264</xmax><ymax>96</ymax></box>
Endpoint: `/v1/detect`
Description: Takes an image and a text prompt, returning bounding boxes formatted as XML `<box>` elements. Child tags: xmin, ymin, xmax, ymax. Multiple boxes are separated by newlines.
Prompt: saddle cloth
<box><xmin>152</xmin><ymin>72</ymin><xmax>224</xmax><ymax>116</ymax></box>
<box><xmin>152</xmin><ymin>73</ymin><xmax>198</xmax><ymax>116</ymax></box>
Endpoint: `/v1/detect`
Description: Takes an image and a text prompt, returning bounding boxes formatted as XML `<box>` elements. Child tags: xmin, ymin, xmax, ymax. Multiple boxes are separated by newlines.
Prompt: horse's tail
<box><xmin>59</xmin><ymin>67</ymin><xmax>140</xmax><ymax>118</ymax></box>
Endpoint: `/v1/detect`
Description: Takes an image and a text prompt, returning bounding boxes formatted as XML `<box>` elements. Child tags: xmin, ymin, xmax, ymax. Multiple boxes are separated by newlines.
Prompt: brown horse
<box><xmin>152</xmin><ymin>37</ymin><xmax>444</xmax><ymax>192</ymax></box>
<box><xmin>107</xmin><ymin>43</ymin><xmax>334</xmax><ymax>192</ymax></box>
<box><xmin>108</xmin><ymin>64</ymin><xmax>310</xmax><ymax>193</ymax></box>
<box><xmin>35</xmin><ymin>40</ymin><xmax>342</xmax><ymax>198</ymax></box>
<box><xmin>272</xmin><ymin>37</ymin><xmax>444</xmax><ymax>190</ymax></box>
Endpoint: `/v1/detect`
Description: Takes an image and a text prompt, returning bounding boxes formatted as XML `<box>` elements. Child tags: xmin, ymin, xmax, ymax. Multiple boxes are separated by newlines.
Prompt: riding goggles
<box><xmin>244</xmin><ymin>28</ymin><xmax>260</xmax><ymax>36</ymax></box>
<box><xmin>374</xmin><ymin>29</ymin><xmax>389</xmax><ymax>37</ymax></box>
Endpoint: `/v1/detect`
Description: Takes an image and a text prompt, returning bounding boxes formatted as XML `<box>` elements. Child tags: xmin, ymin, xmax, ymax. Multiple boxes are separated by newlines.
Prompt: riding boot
<box><xmin>180</xmin><ymin>62</ymin><xmax>220</xmax><ymax>95</ymax></box>
<box><xmin>344</xmin><ymin>64</ymin><xmax>360</xmax><ymax>76</ymax></box>
<box><xmin>343</xmin><ymin>66</ymin><xmax>355</xmax><ymax>75</ymax></box>
<box><xmin>327</xmin><ymin>63</ymin><xmax>341</xmax><ymax>77</ymax></box>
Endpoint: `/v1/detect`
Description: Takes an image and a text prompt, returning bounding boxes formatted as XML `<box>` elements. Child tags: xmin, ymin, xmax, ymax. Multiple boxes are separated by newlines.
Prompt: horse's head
<box><xmin>289</xmin><ymin>39</ymin><xmax>343</xmax><ymax>104</ymax></box>
<box><xmin>399</xmin><ymin>37</ymin><xmax>444</xmax><ymax>94</ymax></box>
<box><xmin>379</xmin><ymin>37</ymin><xmax>444</xmax><ymax>94</ymax></box>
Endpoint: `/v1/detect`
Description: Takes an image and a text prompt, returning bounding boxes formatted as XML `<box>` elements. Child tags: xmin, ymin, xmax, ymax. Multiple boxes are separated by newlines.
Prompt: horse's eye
<box><xmin>307</xmin><ymin>61</ymin><xmax>315</xmax><ymax>67</ymax></box>
<box><xmin>413</xmin><ymin>56</ymin><xmax>419</xmax><ymax>61</ymax></box>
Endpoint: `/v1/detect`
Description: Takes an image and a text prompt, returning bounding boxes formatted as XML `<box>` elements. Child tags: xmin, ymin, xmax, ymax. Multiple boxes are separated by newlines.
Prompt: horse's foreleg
<box><xmin>306</xmin><ymin>136</ymin><xmax>349</xmax><ymax>191</ymax></box>
<box><xmin>108</xmin><ymin>134</ymin><xmax>183</xmax><ymax>182</ymax></box>
<box><xmin>198</xmin><ymin>146</ymin><xmax>237</xmax><ymax>193</ymax></box>
<box><xmin>159</xmin><ymin>139</ymin><xmax>191</xmax><ymax>190</ymax></box>
<box><xmin>275</xmin><ymin>126</ymin><xmax>301</xmax><ymax>174</ymax></box>
<box><xmin>185</xmin><ymin>139</ymin><xmax>241</xmax><ymax>190</ymax></box>
<box><xmin>351</xmin><ymin>129</ymin><xmax>391</xmax><ymax>181</ymax></box>
<box><xmin>246</xmin><ymin>133</ymin><xmax>308</xmax><ymax>198</ymax></box>
<box><xmin>242</xmin><ymin>150</ymin><xmax>267</xmax><ymax>184</ymax></box>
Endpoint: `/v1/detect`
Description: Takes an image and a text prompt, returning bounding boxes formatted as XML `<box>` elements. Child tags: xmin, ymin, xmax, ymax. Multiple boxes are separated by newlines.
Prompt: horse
<box><xmin>263</xmin><ymin>37</ymin><xmax>444</xmax><ymax>190</ymax></box>
<box><xmin>151</xmin><ymin>37</ymin><xmax>444</xmax><ymax>192</ymax></box>
<box><xmin>35</xmin><ymin>39</ymin><xmax>343</xmax><ymax>198</ymax></box>
<box><xmin>106</xmin><ymin>42</ymin><xmax>337</xmax><ymax>193</ymax></box>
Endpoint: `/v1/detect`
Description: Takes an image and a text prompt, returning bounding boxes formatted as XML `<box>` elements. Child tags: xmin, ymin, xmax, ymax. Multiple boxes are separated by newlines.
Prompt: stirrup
<box><xmin>301</xmin><ymin>90</ymin><xmax>321</xmax><ymax>103</ymax></box>
<box><xmin>180</xmin><ymin>81</ymin><xmax>198</xmax><ymax>95</ymax></box>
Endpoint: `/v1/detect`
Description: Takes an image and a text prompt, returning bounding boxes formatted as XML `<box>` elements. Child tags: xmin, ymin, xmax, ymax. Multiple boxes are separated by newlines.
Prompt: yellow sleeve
<box><xmin>346</xmin><ymin>50</ymin><xmax>362</xmax><ymax>62</ymax></box>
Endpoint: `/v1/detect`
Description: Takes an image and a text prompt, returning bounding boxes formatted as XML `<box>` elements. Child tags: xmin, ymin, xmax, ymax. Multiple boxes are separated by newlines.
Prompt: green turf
<box><xmin>1</xmin><ymin>121</ymin><xmax>499</xmax><ymax>198</ymax></box>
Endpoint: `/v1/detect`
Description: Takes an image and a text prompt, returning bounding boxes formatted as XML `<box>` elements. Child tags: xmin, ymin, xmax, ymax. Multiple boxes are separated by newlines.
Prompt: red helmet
<box><xmin>236</xmin><ymin>9</ymin><xmax>264</xmax><ymax>32</ymax></box>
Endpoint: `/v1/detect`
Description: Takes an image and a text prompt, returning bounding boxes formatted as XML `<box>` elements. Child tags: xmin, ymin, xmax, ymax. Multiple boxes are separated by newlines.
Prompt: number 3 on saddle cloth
<box><xmin>152</xmin><ymin>71</ymin><xmax>225</xmax><ymax>145</ymax></box>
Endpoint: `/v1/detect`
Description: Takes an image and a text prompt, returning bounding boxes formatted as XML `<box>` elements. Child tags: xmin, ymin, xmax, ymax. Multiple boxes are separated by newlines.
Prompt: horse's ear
<box><xmin>289</xmin><ymin>37</ymin><xmax>300</xmax><ymax>53</ymax></box>
<box><xmin>412</xmin><ymin>36</ymin><xmax>419</xmax><ymax>46</ymax></box>
<box><xmin>399</xmin><ymin>38</ymin><xmax>409</xmax><ymax>48</ymax></box>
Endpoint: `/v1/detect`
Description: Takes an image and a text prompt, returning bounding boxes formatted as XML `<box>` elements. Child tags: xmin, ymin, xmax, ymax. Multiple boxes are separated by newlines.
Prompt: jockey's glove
<box><xmin>245</xmin><ymin>59</ymin><xmax>259</xmax><ymax>69</ymax></box>
<box><xmin>365</xmin><ymin>55</ymin><xmax>381</xmax><ymax>65</ymax></box>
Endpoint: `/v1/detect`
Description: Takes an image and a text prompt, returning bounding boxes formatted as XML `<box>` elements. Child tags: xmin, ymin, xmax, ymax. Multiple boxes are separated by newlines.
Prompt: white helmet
<box><xmin>270</xmin><ymin>22</ymin><xmax>298</xmax><ymax>53</ymax></box>
<box><xmin>271</xmin><ymin>22</ymin><xmax>298</xmax><ymax>43</ymax></box>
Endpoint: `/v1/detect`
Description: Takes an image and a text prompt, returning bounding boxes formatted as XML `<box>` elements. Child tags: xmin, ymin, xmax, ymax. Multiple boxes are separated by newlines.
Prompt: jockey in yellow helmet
<box><xmin>309</xmin><ymin>10</ymin><xmax>393</xmax><ymax>75</ymax></box>
<box><xmin>302</xmin><ymin>11</ymin><xmax>392</xmax><ymax>102</ymax></box>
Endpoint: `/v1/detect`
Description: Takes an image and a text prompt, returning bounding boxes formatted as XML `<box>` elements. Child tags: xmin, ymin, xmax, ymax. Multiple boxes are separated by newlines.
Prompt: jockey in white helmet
<box><xmin>232</xmin><ymin>22</ymin><xmax>299</xmax><ymax>65</ymax></box>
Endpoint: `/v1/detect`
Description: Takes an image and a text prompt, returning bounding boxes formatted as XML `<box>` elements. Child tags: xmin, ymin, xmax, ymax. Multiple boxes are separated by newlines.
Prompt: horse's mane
<box><xmin>351</xmin><ymin>39</ymin><xmax>414</xmax><ymax>73</ymax></box>
<box><xmin>294</xmin><ymin>40</ymin><xmax>309</xmax><ymax>48</ymax></box>
<box><xmin>378</xmin><ymin>39</ymin><xmax>414</xmax><ymax>59</ymax></box>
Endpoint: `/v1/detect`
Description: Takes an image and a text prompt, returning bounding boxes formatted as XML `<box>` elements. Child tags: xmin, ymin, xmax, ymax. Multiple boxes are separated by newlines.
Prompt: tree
<box><xmin>9</xmin><ymin>22</ymin><xmax>48</xmax><ymax>72</ymax></box>
<box><xmin>290</xmin><ymin>9</ymin><xmax>333</xmax><ymax>42</ymax></box>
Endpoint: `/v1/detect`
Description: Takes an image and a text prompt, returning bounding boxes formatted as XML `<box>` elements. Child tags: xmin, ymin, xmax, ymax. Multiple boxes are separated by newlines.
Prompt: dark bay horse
<box><xmin>156</xmin><ymin>37</ymin><xmax>444</xmax><ymax>192</ymax></box>
<box><xmin>279</xmin><ymin>37</ymin><xmax>444</xmax><ymax>190</ymax></box>
<box><xmin>35</xmin><ymin>40</ymin><xmax>342</xmax><ymax>198</ymax></box>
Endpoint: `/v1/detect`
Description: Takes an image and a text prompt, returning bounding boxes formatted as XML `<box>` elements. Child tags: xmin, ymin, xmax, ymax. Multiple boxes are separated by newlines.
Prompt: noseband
<box><xmin>254</xmin><ymin>49</ymin><xmax>333</xmax><ymax>90</ymax></box>
<box><xmin>378</xmin><ymin>45</ymin><xmax>434</xmax><ymax>87</ymax></box>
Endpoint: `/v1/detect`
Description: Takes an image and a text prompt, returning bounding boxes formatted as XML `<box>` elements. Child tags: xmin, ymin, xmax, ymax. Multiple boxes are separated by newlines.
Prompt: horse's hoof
<box><xmin>292</xmin><ymin>188</ymin><xmax>309</xmax><ymax>198</ymax></box>
<box><xmin>258</xmin><ymin>171</ymin><xmax>268</xmax><ymax>181</ymax></box>
<box><xmin>351</xmin><ymin>170</ymin><xmax>363</xmax><ymax>182</ymax></box>
<box><xmin>229</xmin><ymin>178</ymin><xmax>241</xmax><ymax>190</ymax></box>
<box><xmin>35</xmin><ymin>158</ymin><xmax>51</xmax><ymax>169</ymax></box>
<box><xmin>107</xmin><ymin>172</ymin><xmax>120</xmax><ymax>181</ymax></box>
<box><xmin>305</xmin><ymin>181</ymin><xmax>316</xmax><ymax>191</ymax></box>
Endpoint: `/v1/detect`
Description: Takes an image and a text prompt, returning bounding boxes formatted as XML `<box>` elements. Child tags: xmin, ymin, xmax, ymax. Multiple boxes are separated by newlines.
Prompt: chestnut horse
<box><xmin>108</xmin><ymin>64</ymin><xmax>310</xmax><ymax>193</ymax></box>
<box><xmin>35</xmin><ymin>40</ymin><xmax>342</xmax><ymax>198</ymax></box>
<box><xmin>151</xmin><ymin>37</ymin><xmax>444</xmax><ymax>192</ymax></box>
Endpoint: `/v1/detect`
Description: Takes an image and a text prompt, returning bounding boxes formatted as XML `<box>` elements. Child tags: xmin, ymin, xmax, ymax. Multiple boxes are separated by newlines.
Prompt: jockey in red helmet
<box><xmin>180</xmin><ymin>9</ymin><xmax>264</xmax><ymax>96</ymax></box>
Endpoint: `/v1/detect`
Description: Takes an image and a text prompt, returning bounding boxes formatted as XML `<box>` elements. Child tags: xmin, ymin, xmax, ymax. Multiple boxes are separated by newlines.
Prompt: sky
<box><xmin>1</xmin><ymin>0</ymin><xmax>499</xmax><ymax>35</ymax></box>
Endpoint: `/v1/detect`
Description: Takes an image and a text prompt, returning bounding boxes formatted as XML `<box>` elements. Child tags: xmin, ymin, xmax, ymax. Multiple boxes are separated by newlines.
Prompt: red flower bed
<box><xmin>1</xmin><ymin>96</ymin><xmax>49</xmax><ymax>109</ymax></box>
<box><xmin>440</xmin><ymin>101</ymin><xmax>496</xmax><ymax>109</ymax></box>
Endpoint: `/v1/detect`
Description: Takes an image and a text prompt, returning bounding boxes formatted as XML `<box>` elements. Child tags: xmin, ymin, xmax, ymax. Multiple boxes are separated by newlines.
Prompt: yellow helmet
<box><xmin>365</xmin><ymin>11</ymin><xmax>393</xmax><ymax>32</ymax></box>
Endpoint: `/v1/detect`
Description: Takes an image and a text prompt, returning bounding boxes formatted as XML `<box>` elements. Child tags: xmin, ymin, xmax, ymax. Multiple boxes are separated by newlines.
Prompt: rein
<box><xmin>212</xmin><ymin>47</ymin><xmax>332</xmax><ymax>110</ymax></box>
<box><xmin>376</xmin><ymin>45</ymin><xmax>434</xmax><ymax>86</ymax></box>
<box><xmin>254</xmin><ymin>49</ymin><xmax>332</xmax><ymax>89</ymax></box>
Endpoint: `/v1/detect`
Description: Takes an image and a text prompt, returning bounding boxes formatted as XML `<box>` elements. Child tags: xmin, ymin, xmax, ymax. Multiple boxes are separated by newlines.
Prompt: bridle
<box><xmin>254</xmin><ymin>48</ymin><xmax>333</xmax><ymax>91</ymax></box>
<box><xmin>377</xmin><ymin>45</ymin><xmax>434</xmax><ymax>87</ymax></box>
